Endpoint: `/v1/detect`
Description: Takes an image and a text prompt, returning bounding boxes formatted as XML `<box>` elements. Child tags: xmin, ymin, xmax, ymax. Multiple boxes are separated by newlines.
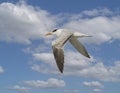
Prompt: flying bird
<box><xmin>45</xmin><ymin>29</ymin><xmax>91</xmax><ymax>73</ymax></box>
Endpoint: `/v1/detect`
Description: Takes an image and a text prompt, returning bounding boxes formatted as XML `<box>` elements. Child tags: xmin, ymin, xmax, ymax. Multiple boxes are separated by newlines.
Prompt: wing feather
<box><xmin>69</xmin><ymin>36</ymin><xmax>90</xmax><ymax>58</ymax></box>
<box><xmin>52</xmin><ymin>32</ymin><xmax>72</xmax><ymax>73</ymax></box>
<box><xmin>52</xmin><ymin>46</ymin><xmax>64</xmax><ymax>73</ymax></box>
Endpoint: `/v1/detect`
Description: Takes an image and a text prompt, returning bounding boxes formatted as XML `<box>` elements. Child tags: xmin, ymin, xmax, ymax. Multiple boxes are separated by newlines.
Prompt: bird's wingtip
<box><xmin>87</xmin><ymin>55</ymin><xmax>91</xmax><ymax>58</ymax></box>
<box><xmin>60</xmin><ymin>69</ymin><xmax>63</xmax><ymax>73</ymax></box>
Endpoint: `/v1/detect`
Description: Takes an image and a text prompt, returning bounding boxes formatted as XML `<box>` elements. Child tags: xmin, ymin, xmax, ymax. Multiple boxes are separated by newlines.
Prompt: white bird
<box><xmin>45</xmin><ymin>29</ymin><xmax>91</xmax><ymax>73</ymax></box>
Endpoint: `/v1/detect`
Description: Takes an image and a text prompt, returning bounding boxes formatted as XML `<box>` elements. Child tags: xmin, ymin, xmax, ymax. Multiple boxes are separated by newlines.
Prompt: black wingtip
<box><xmin>59</xmin><ymin>69</ymin><xmax>63</xmax><ymax>73</ymax></box>
<box><xmin>61</xmin><ymin>71</ymin><xmax>63</xmax><ymax>73</ymax></box>
<box><xmin>87</xmin><ymin>55</ymin><xmax>90</xmax><ymax>58</ymax></box>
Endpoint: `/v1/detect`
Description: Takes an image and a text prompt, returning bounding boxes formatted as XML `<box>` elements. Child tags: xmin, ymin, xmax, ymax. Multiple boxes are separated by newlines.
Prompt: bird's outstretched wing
<box><xmin>52</xmin><ymin>32</ymin><xmax>72</xmax><ymax>73</ymax></box>
<box><xmin>52</xmin><ymin>46</ymin><xmax>64</xmax><ymax>73</ymax></box>
<box><xmin>69</xmin><ymin>36</ymin><xmax>90</xmax><ymax>58</ymax></box>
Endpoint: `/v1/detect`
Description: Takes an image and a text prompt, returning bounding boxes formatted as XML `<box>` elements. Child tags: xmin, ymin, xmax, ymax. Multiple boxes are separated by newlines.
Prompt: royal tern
<box><xmin>45</xmin><ymin>29</ymin><xmax>91</xmax><ymax>73</ymax></box>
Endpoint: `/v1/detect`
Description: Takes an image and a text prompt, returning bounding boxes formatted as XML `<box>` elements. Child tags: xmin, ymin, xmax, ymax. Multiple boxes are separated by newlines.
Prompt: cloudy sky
<box><xmin>0</xmin><ymin>0</ymin><xmax>120</xmax><ymax>93</ymax></box>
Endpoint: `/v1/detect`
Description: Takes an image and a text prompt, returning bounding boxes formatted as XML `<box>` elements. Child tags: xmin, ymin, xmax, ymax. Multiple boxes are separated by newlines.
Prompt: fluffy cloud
<box><xmin>8</xmin><ymin>78</ymin><xmax>65</xmax><ymax>92</ymax></box>
<box><xmin>0</xmin><ymin>1</ymin><xmax>120</xmax><ymax>45</ymax></box>
<box><xmin>80</xmin><ymin>8</ymin><xmax>113</xmax><ymax>16</ymax></box>
<box><xmin>64</xmin><ymin>57</ymin><xmax>120</xmax><ymax>82</ymax></box>
<box><xmin>0</xmin><ymin>1</ymin><xmax>56</xmax><ymax>44</ymax></box>
<box><xmin>65</xmin><ymin>15</ymin><xmax>120</xmax><ymax>44</ymax></box>
<box><xmin>83</xmin><ymin>81</ymin><xmax>103</xmax><ymax>92</ymax></box>
<box><xmin>79</xmin><ymin>61</ymin><xmax>120</xmax><ymax>82</ymax></box>
<box><xmin>33</xmin><ymin>53</ymin><xmax>54</xmax><ymax>63</ymax></box>
<box><xmin>9</xmin><ymin>85</ymin><xmax>29</xmax><ymax>92</ymax></box>
<box><xmin>83</xmin><ymin>81</ymin><xmax>104</xmax><ymax>88</ymax></box>
<box><xmin>23</xmin><ymin>78</ymin><xmax>66</xmax><ymax>88</ymax></box>
<box><xmin>64</xmin><ymin>89</ymin><xmax>79</xmax><ymax>93</ymax></box>
<box><xmin>0</xmin><ymin>66</ymin><xmax>4</xmax><ymax>73</ymax></box>
<box><xmin>31</xmin><ymin>50</ymin><xmax>120</xmax><ymax>82</ymax></box>
<box><xmin>93</xmin><ymin>88</ymin><xmax>101</xmax><ymax>92</ymax></box>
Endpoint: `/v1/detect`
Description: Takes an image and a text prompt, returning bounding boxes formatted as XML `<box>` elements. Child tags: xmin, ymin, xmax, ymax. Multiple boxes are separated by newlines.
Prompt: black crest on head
<box><xmin>52</xmin><ymin>29</ymin><xmax>58</xmax><ymax>32</ymax></box>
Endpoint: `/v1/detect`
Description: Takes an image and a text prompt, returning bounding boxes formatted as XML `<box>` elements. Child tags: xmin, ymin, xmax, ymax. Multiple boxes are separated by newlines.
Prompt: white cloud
<box><xmin>83</xmin><ymin>81</ymin><xmax>103</xmax><ymax>92</ymax></box>
<box><xmin>0</xmin><ymin>2</ymin><xmax>120</xmax><ymax>45</ymax></box>
<box><xmin>31</xmin><ymin>50</ymin><xmax>120</xmax><ymax>82</ymax></box>
<box><xmin>93</xmin><ymin>88</ymin><xmax>101</xmax><ymax>92</ymax></box>
<box><xmin>63</xmin><ymin>9</ymin><xmax>120</xmax><ymax>44</ymax></box>
<box><xmin>65</xmin><ymin>50</ymin><xmax>120</xmax><ymax>82</ymax></box>
<box><xmin>33</xmin><ymin>53</ymin><xmax>54</xmax><ymax>62</ymax></box>
<box><xmin>0</xmin><ymin>2</ymin><xmax>56</xmax><ymax>44</ymax></box>
<box><xmin>23</xmin><ymin>78</ymin><xmax>66</xmax><ymax>88</ymax></box>
<box><xmin>0</xmin><ymin>66</ymin><xmax>4</xmax><ymax>73</ymax></box>
<box><xmin>83</xmin><ymin>81</ymin><xmax>104</xmax><ymax>88</ymax></box>
<box><xmin>81</xmin><ymin>8</ymin><xmax>113</xmax><ymax>17</ymax></box>
<box><xmin>9</xmin><ymin>85</ymin><xmax>30</xmax><ymax>92</ymax></box>
<box><xmin>64</xmin><ymin>89</ymin><xmax>79</xmax><ymax>93</ymax></box>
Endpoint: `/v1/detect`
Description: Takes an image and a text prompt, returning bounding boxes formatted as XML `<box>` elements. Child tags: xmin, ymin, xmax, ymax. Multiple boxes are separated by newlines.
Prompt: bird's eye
<box><xmin>52</xmin><ymin>29</ymin><xmax>58</xmax><ymax>32</ymax></box>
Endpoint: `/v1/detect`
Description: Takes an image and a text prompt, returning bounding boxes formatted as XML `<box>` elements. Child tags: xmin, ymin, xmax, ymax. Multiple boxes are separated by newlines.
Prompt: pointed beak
<box><xmin>45</xmin><ymin>32</ymin><xmax>53</xmax><ymax>36</ymax></box>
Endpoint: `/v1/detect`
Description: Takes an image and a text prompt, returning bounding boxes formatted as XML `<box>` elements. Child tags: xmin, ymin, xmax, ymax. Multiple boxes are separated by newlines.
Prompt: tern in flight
<box><xmin>45</xmin><ymin>29</ymin><xmax>91</xmax><ymax>73</ymax></box>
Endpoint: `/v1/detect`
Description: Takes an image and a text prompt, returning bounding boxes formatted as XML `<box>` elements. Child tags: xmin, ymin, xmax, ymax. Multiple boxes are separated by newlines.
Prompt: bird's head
<box><xmin>45</xmin><ymin>29</ymin><xmax>62</xmax><ymax>37</ymax></box>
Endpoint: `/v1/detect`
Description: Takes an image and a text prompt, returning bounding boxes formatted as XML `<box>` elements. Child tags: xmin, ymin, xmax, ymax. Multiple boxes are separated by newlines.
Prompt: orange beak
<box><xmin>45</xmin><ymin>32</ymin><xmax>53</xmax><ymax>36</ymax></box>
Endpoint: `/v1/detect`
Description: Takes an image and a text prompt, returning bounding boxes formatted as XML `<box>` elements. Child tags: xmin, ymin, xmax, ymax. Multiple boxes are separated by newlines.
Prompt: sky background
<box><xmin>0</xmin><ymin>0</ymin><xmax>120</xmax><ymax>93</ymax></box>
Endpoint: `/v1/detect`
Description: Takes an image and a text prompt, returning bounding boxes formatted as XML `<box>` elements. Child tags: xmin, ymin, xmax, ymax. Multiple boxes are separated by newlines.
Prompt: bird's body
<box><xmin>45</xmin><ymin>29</ymin><xmax>91</xmax><ymax>73</ymax></box>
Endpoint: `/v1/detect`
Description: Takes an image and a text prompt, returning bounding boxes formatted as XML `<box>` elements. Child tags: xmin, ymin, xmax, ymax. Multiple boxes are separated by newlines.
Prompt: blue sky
<box><xmin>0</xmin><ymin>0</ymin><xmax>120</xmax><ymax>93</ymax></box>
